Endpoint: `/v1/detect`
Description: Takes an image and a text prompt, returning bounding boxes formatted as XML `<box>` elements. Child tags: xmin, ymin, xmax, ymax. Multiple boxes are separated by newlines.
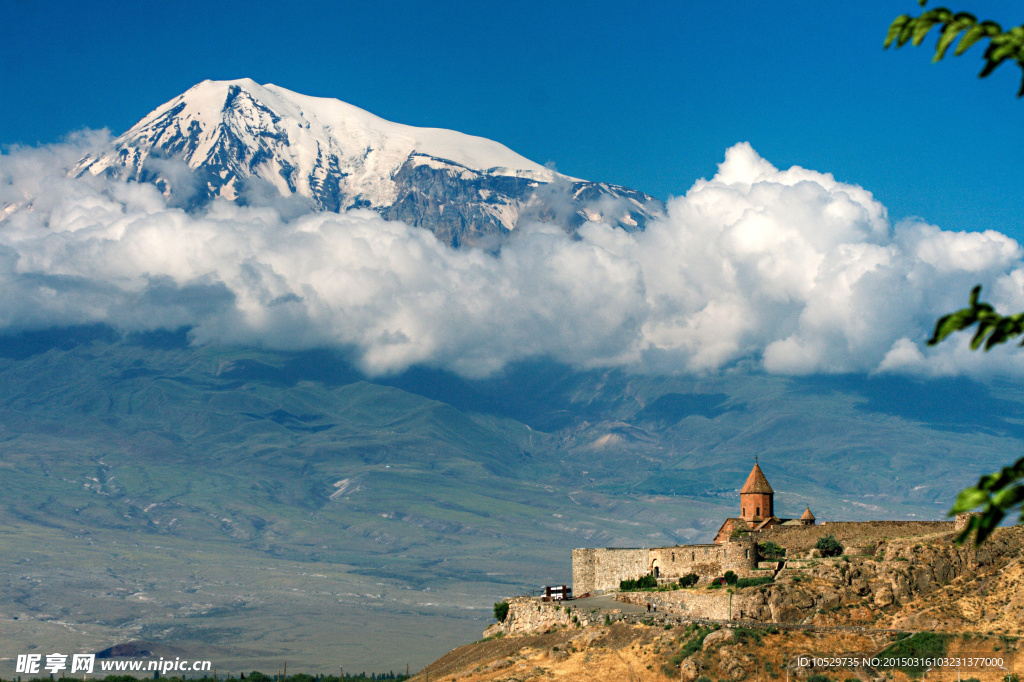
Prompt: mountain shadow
<box><xmin>796</xmin><ymin>374</ymin><xmax>1024</xmax><ymax>438</ymax></box>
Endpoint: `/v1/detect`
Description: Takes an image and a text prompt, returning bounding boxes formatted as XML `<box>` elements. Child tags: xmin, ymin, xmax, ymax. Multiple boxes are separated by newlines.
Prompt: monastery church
<box><xmin>573</xmin><ymin>460</ymin><xmax>959</xmax><ymax>595</ymax></box>
<box><xmin>712</xmin><ymin>459</ymin><xmax>815</xmax><ymax>543</ymax></box>
<box><xmin>572</xmin><ymin>461</ymin><xmax>812</xmax><ymax>594</ymax></box>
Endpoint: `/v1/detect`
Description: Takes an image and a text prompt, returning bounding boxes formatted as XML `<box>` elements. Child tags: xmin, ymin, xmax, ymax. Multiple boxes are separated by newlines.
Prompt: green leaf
<box><xmin>936</xmin><ymin>25</ymin><xmax>966</xmax><ymax>61</ymax></box>
<box><xmin>927</xmin><ymin>310</ymin><xmax>971</xmax><ymax>345</ymax></box>
<box><xmin>886</xmin><ymin>16</ymin><xmax>912</xmax><ymax>48</ymax></box>
<box><xmin>912</xmin><ymin>18</ymin><xmax>939</xmax><ymax>46</ymax></box>
<box><xmin>989</xmin><ymin>41</ymin><xmax>1019</xmax><ymax>63</ymax></box>
<box><xmin>898</xmin><ymin>20</ymin><xmax>916</xmax><ymax>47</ymax></box>
<box><xmin>968</xmin><ymin>284</ymin><xmax>982</xmax><ymax>307</ymax></box>
<box><xmin>991</xmin><ymin>484</ymin><xmax>1024</xmax><ymax>510</ymax></box>
<box><xmin>950</xmin><ymin>487</ymin><xmax>989</xmax><ymax>513</ymax></box>
<box><xmin>956</xmin><ymin>23</ymin><xmax>989</xmax><ymax>55</ymax></box>
<box><xmin>979</xmin><ymin>56</ymin><xmax>1005</xmax><ymax>78</ymax></box>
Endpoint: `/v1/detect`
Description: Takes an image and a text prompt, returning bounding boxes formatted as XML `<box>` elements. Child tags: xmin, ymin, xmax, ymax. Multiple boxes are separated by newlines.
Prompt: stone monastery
<box><xmin>572</xmin><ymin>461</ymin><xmax>953</xmax><ymax>595</ymax></box>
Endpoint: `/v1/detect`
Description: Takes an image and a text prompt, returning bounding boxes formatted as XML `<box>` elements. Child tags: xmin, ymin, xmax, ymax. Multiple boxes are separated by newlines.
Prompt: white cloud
<box><xmin>1</xmin><ymin>137</ymin><xmax>1023</xmax><ymax>378</ymax></box>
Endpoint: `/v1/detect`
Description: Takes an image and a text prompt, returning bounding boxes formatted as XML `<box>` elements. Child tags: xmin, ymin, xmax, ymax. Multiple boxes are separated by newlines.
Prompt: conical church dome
<box><xmin>740</xmin><ymin>462</ymin><xmax>774</xmax><ymax>494</ymax></box>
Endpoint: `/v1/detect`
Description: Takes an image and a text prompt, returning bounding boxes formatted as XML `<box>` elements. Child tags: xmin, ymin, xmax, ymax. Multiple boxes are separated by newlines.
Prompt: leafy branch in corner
<box><xmin>927</xmin><ymin>285</ymin><xmax>1024</xmax><ymax>350</ymax></box>
<box><xmin>887</xmin><ymin>0</ymin><xmax>1024</xmax><ymax>543</ymax></box>
<box><xmin>926</xmin><ymin>285</ymin><xmax>1024</xmax><ymax>543</ymax></box>
<box><xmin>950</xmin><ymin>457</ymin><xmax>1024</xmax><ymax>544</ymax></box>
<box><xmin>885</xmin><ymin>1</ymin><xmax>1024</xmax><ymax>96</ymax></box>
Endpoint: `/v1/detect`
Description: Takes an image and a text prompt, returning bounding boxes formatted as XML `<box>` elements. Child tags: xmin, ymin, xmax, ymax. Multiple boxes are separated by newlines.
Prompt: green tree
<box><xmin>758</xmin><ymin>540</ymin><xmax>786</xmax><ymax>560</ymax></box>
<box><xmin>678</xmin><ymin>573</ymin><xmax>699</xmax><ymax>587</ymax></box>
<box><xmin>493</xmin><ymin>600</ymin><xmax>510</xmax><ymax>622</ymax></box>
<box><xmin>815</xmin><ymin>534</ymin><xmax>844</xmax><ymax>557</ymax></box>
<box><xmin>886</xmin><ymin>3</ymin><xmax>1024</xmax><ymax>543</ymax></box>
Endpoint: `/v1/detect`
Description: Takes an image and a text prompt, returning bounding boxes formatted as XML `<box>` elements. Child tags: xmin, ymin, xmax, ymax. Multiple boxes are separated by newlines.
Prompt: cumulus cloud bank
<box><xmin>1</xmin><ymin>136</ymin><xmax>1022</xmax><ymax>378</ymax></box>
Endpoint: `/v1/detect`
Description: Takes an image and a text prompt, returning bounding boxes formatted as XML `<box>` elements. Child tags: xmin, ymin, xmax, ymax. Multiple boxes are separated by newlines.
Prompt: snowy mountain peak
<box><xmin>77</xmin><ymin>79</ymin><xmax>661</xmax><ymax>246</ymax></box>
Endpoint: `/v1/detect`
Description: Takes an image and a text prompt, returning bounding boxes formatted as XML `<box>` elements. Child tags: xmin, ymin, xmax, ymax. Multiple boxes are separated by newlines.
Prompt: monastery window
<box><xmin>672</xmin><ymin>552</ymin><xmax>675</xmax><ymax>562</ymax></box>
<box><xmin>745</xmin><ymin>549</ymin><xmax>749</xmax><ymax>558</ymax></box>
<box><xmin>756</xmin><ymin>506</ymin><xmax>761</xmax><ymax>516</ymax></box>
<box><xmin>691</xmin><ymin>552</ymin><xmax>695</xmax><ymax>561</ymax></box>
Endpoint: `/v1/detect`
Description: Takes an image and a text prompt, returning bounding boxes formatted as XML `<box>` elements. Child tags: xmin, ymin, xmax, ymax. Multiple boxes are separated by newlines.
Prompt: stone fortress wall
<box><xmin>757</xmin><ymin>520</ymin><xmax>953</xmax><ymax>552</ymax></box>
<box><xmin>572</xmin><ymin>548</ymin><xmax>648</xmax><ymax>594</ymax></box>
<box><xmin>573</xmin><ymin>535</ymin><xmax>757</xmax><ymax>595</ymax></box>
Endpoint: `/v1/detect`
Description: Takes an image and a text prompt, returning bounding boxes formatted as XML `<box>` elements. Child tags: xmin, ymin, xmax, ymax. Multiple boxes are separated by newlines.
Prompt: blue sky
<box><xmin>3</xmin><ymin>0</ymin><xmax>1023</xmax><ymax>240</ymax></box>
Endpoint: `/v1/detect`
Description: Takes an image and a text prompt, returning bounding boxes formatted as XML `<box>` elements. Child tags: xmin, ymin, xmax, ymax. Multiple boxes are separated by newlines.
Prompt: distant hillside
<box><xmin>2</xmin><ymin>326</ymin><xmax>1023</xmax><ymax>671</ymax></box>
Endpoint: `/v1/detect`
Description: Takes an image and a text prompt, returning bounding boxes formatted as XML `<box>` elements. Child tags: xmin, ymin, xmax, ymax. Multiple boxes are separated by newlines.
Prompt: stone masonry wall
<box><xmin>483</xmin><ymin>596</ymin><xmax>575</xmax><ymax>637</ymax></box>
<box><xmin>758</xmin><ymin>521</ymin><xmax>953</xmax><ymax>552</ymax></box>
<box><xmin>615</xmin><ymin>590</ymin><xmax>731</xmax><ymax>619</ymax></box>
<box><xmin>649</xmin><ymin>536</ymin><xmax>757</xmax><ymax>583</ymax></box>
<box><xmin>574</xmin><ymin>537</ymin><xmax>757</xmax><ymax>594</ymax></box>
<box><xmin>649</xmin><ymin>545</ymin><xmax>727</xmax><ymax>581</ymax></box>
<box><xmin>572</xmin><ymin>548</ymin><xmax>648</xmax><ymax>595</ymax></box>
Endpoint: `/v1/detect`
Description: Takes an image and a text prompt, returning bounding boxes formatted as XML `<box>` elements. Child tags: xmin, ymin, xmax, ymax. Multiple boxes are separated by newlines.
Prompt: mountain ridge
<box><xmin>75</xmin><ymin>79</ymin><xmax>663</xmax><ymax>246</ymax></box>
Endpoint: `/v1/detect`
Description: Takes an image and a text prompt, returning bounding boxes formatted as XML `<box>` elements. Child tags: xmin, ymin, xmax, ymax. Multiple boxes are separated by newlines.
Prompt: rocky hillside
<box><xmin>412</xmin><ymin>622</ymin><xmax>1017</xmax><ymax>682</ymax></box>
<box><xmin>412</xmin><ymin>527</ymin><xmax>1023</xmax><ymax>681</ymax></box>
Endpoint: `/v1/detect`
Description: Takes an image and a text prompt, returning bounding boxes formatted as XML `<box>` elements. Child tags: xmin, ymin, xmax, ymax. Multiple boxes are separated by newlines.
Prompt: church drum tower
<box><xmin>740</xmin><ymin>461</ymin><xmax>774</xmax><ymax>522</ymax></box>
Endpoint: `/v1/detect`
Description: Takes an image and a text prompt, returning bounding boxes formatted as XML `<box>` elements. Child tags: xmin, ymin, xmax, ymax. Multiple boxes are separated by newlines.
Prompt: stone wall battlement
<box><xmin>756</xmin><ymin>520</ymin><xmax>953</xmax><ymax>552</ymax></box>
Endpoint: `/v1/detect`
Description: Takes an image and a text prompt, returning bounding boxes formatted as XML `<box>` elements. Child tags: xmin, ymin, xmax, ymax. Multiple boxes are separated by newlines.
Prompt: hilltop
<box><xmin>411</xmin><ymin>526</ymin><xmax>1024</xmax><ymax>681</ymax></box>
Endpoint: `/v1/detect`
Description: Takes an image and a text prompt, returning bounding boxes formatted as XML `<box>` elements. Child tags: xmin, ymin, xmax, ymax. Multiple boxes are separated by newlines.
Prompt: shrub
<box><xmin>678</xmin><ymin>573</ymin><xmax>699</xmax><ymax>587</ymax></box>
<box><xmin>807</xmin><ymin>676</ymin><xmax>834</xmax><ymax>682</ymax></box>
<box><xmin>815</xmin><ymin>534</ymin><xmax>844</xmax><ymax>557</ymax></box>
<box><xmin>734</xmin><ymin>627</ymin><xmax>763</xmax><ymax>644</ymax></box>
<box><xmin>493</xmin><ymin>600</ymin><xmax>510</xmax><ymax>622</ymax></box>
<box><xmin>1004</xmin><ymin>675</ymin><xmax>1020</xmax><ymax>682</ymax></box>
<box><xmin>724</xmin><ymin>570</ymin><xmax>738</xmax><ymax>585</ymax></box>
<box><xmin>735</xmin><ymin>576</ymin><xmax>774</xmax><ymax>588</ymax></box>
<box><xmin>677</xmin><ymin>628</ymin><xmax>715</xmax><ymax>660</ymax></box>
<box><xmin>878</xmin><ymin>632</ymin><xmax>948</xmax><ymax>673</ymax></box>
<box><xmin>759</xmin><ymin>541</ymin><xmax>786</xmax><ymax>559</ymax></box>
<box><xmin>620</xmin><ymin>573</ymin><xmax>658</xmax><ymax>590</ymax></box>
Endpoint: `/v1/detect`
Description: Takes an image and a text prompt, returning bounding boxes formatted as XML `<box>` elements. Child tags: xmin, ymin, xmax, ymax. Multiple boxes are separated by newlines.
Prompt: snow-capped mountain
<box><xmin>76</xmin><ymin>79</ymin><xmax>662</xmax><ymax>246</ymax></box>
